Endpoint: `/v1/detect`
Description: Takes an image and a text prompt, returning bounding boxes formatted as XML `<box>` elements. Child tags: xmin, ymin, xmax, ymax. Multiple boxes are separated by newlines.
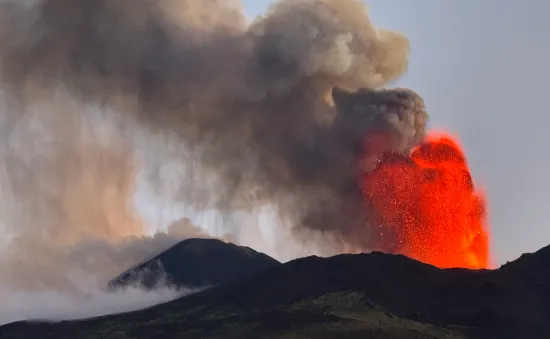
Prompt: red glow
<box><xmin>361</xmin><ymin>132</ymin><xmax>491</xmax><ymax>269</ymax></box>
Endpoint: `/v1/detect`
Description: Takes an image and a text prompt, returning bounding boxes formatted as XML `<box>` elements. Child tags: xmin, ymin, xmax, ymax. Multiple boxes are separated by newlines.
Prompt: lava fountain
<box><xmin>361</xmin><ymin>132</ymin><xmax>491</xmax><ymax>269</ymax></box>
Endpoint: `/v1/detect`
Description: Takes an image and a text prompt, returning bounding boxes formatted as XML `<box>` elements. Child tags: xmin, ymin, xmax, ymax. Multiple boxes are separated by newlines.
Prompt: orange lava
<box><xmin>361</xmin><ymin>132</ymin><xmax>490</xmax><ymax>269</ymax></box>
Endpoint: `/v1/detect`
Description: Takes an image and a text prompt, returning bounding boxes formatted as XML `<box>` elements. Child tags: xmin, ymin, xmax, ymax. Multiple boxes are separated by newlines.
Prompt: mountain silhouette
<box><xmin>108</xmin><ymin>238</ymin><xmax>281</xmax><ymax>290</ymax></box>
<box><xmin>3</xmin><ymin>243</ymin><xmax>550</xmax><ymax>338</ymax></box>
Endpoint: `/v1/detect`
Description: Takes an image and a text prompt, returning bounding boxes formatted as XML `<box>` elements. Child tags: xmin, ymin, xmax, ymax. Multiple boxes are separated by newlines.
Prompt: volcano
<box><xmin>2</xmin><ymin>243</ymin><xmax>550</xmax><ymax>339</ymax></box>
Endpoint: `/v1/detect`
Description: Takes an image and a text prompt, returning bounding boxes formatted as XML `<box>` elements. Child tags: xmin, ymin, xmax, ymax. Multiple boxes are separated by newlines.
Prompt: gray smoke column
<box><xmin>0</xmin><ymin>0</ymin><xmax>427</xmax><ymax>256</ymax></box>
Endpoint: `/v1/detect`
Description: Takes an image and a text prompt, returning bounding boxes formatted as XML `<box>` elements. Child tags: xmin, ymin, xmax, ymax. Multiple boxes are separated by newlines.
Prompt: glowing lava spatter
<box><xmin>361</xmin><ymin>132</ymin><xmax>490</xmax><ymax>269</ymax></box>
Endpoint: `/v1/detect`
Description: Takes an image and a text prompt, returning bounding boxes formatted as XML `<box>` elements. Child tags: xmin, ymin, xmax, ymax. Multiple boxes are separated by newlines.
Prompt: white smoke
<box><xmin>0</xmin><ymin>283</ymin><xmax>187</xmax><ymax>325</ymax></box>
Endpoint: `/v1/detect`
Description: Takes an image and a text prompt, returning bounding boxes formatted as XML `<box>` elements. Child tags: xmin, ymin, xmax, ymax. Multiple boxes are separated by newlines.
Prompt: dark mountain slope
<box><xmin>108</xmin><ymin>238</ymin><xmax>281</xmax><ymax>289</ymax></box>
<box><xmin>3</xmin><ymin>244</ymin><xmax>550</xmax><ymax>338</ymax></box>
<box><xmin>0</xmin><ymin>291</ymin><xmax>466</xmax><ymax>339</ymax></box>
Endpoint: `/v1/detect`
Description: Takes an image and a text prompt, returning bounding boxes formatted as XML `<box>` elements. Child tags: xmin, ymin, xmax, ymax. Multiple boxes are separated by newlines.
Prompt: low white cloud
<box><xmin>0</xmin><ymin>283</ymin><xmax>188</xmax><ymax>325</ymax></box>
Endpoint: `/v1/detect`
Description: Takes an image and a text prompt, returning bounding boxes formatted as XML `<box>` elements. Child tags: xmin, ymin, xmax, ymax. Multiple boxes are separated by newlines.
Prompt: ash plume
<box><xmin>0</xmin><ymin>0</ymin><xmax>425</xmax><ymax>248</ymax></box>
<box><xmin>0</xmin><ymin>0</ymin><xmax>428</xmax><ymax>308</ymax></box>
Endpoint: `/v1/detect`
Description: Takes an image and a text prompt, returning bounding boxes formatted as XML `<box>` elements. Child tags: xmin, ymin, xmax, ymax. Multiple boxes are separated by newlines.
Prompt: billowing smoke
<box><xmin>0</xmin><ymin>0</ymin><xmax>425</xmax><ymax>241</ymax></box>
<box><xmin>0</xmin><ymin>0</ymin><xmax>427</xmax><ymax>323</ymax></box>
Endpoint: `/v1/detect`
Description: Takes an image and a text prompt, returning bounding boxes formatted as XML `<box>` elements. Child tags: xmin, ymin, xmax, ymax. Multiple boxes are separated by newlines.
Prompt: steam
<box><xmin>0</xmin><ymin>225</ymin><xmax>204</xmax><ymax>292</ymax></box>
<box><xmin>0</xmin><ymin>285</ymin><xmax>187</xmax><ymax>325</ymax></box>
<box><xmin>0</xmin><ymin>0</ymin><xmax>427</xmax><ymax>324</ymax></box>
<box><xmin>0</xmin><ymin>215</ymin><xmax>203</xmax><ymax>325</ymax></box>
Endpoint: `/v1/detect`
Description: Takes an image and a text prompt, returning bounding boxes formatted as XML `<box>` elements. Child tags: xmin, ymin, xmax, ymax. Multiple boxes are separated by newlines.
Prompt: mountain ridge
<box><xmin>108</xmin><ymin>238</ymin><xmax>281</xmax><ymax>290</ymax></box>
<box><xmin>2</xmin><ymin>242</ymin><xmax>550</xmax><ymax>338</ymax></box>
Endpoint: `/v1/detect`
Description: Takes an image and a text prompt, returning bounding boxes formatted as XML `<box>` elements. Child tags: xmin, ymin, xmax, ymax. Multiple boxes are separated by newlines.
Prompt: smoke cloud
<box><xmin>0</xmin><ymin>0</ymin><xmax>427</xmax><ymax>324</ymax></box>
<box><xmin>0</xmin><ymin>0</ymin><xmax>425</xmax><ymax>241</ymax></box>
<box><xmin>0</xmin><ymin>216</ymin><xmax>204</xmax><ymax>325</ymax></box>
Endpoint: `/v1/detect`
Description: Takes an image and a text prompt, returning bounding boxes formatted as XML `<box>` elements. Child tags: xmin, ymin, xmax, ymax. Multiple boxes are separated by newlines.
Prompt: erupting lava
<box><xmin>361</xmin><ymin>132</ymin><xmax>490</xmax><ymax>269</ymax></box>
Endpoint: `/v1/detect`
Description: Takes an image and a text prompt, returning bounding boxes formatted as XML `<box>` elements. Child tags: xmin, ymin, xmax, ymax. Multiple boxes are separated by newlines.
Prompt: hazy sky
<box><xmin>243</xmin><ymin>0</ymin><xmax>550</xmax><ymax>265</ymax></box>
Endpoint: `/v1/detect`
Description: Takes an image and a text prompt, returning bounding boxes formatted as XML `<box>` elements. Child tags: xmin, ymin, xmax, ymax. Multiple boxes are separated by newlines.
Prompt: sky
<box><xmin>243</xmin><ymin>0</ymin><xmax>550</xmax><ymax>265</ymax></box>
